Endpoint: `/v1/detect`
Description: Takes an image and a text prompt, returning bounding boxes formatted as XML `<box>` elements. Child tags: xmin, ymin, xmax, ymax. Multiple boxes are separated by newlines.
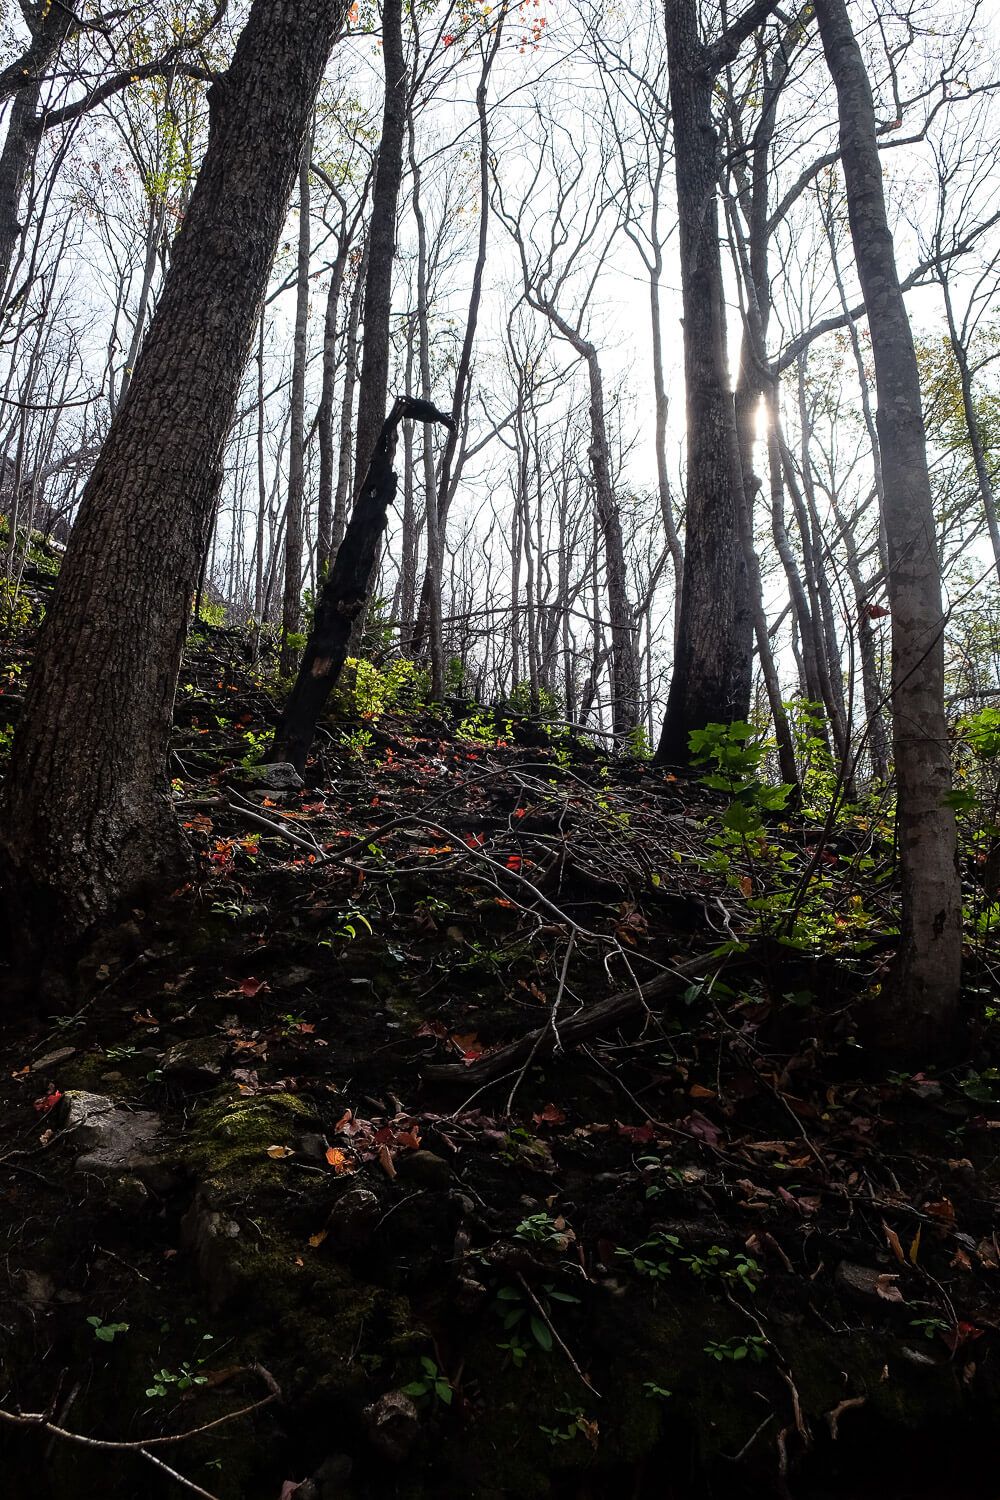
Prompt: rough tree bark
<box><xmin>280</xmin><ymin>139</ymin><xmax>312</xmax><ymax>674</ymax></box>
<box><xmin>0</xmin><ymin>0</ymin><xmax>349</xmax><ymax>967</ymax></box>
<box><xmin>347</xmin><ymin>0</ymin><xmax>407</xmax><ymax>649</ymax></box>
<box><xmin>271</xmin><ymin>397</ymin><xmax>454</xmax><ymax>773</ymax></box>
<box><xmin>653</xmin><ymin>0</ymin><xmax>772</xmax><ymax>765</ymax></box>
<box><xmin>815</xmin><ymin>0</ymin><xmax>961</xmax><ymax>1051</ymax></box>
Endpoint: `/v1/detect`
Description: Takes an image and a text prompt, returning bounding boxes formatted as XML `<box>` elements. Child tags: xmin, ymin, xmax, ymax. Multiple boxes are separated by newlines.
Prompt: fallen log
<box><xmin>422</xmin><ymin>948</ymin><xmax>738</xmax><ymax>1084</ymax></box>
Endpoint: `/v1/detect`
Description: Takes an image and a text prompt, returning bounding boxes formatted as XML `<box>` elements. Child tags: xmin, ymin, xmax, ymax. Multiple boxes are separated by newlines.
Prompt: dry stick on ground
<box><xmin>424</xmin><ymin>949</ymin><xmax>739</xmax><ymax>1083</ymax></box>
<box><xmin>515</xmin><ymin>1272</ymin><xmax>601</xmax><ymax>1400</ymax></box>
<box><xmin>0</xmin><ymin>1363</ymin><xmax>281</xmax><ymax>1500</ymax></box>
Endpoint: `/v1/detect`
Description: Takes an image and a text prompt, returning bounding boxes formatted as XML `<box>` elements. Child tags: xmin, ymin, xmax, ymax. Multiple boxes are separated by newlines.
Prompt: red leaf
<box><xmin>240</xmin><ymin>976</ymin><xmax>267</xmax><ymax>997</ymax></box>
<box><xmin>33</xmin><ymin>1090</ymin><xmax>62</xmax><ymax>1114</ymax></box>
<box><xmin>532</xmin><ymin>1103</ymin><xmax>566</xmax><ymax>1127</ymax></box>
<box><xmin>616</xmin><ymin>1121</ymin><xmax>654</xmax><ymax>1144</ymax></box>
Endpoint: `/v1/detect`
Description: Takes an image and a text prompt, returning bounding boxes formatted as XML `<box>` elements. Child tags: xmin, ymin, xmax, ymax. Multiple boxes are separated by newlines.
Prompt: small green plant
<box><xmin>538</xmin><ymin>1403</ymin><xmax>596</xmax><ymax>1446</ymax></box>
<box><xmin>910</xmin><ymin>1316</ymin><xmax>950</xmax><ymax>1340</ymax></box>
<box><xmin>497</xmin><ymin>1333</ymin><xmax>530</xmax><ymax>1368</ymax></box>
<box><xmin>104</xmin><ymin>1045</ymin><xmax>138</xmax><ymax>1062</ymax></box>
<box><xmin>87</xmin><ymin>1315</ymin><xmax>129</xmax><ymax>1343</ymax></box>
<box><xmin>401</xmin><ymin>1355</ymin><xmax>453</xmax><ymax>1406</ymax></box>
<box><xmin>493</xmin><ymin>1283</ymin><xmax>579</xmax><ymax>1352</ymax></box>
<box><xmin>637</xmin><ymin>1154</ymin><xmax>686</xmax><ymax>1201</ymax></box>
<box><xmin>680</xmin><ymin>1245</ymin><xmax>762</xmax><ymax>1293</ymax></box>
<box><xmin>146</xmin><ymin>1362</ymin><xmax>209</xmax><ymax>1397</ymax></box>
<box><xmin>210</xmin><ymin>899</ymin><xmax>255</xmax><ymax>921</ymax></box>
<box><xmin>704</xmin><ymin>1335</ymin><xmax>768</xmax><ymax>1364</ymax></box>
<box><xmin>615</xmin><ymin>1233</ymin><xmax>682</xmax><ymax>1279</ymax></box>
<box><xmin>642</xmin><ymin>1381</ymin><xmax>673</xmax><ymax>1400</ymax></box>
<box><xmin>514</xmin><ymin>1212</ymin><xmax>569</xmax><ymax>1250</ymax></box>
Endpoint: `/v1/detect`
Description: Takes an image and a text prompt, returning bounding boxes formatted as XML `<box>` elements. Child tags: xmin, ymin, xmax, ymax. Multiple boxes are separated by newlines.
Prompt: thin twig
<box><xmin>515</xmin><ymin>1273</ymin><xmax>601</xmax><ymax>1399</ymax></box>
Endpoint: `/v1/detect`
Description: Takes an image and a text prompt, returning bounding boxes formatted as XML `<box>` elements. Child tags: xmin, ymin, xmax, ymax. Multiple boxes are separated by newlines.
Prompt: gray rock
<box><xmin>30</xmin><ymin>1046</ymin><xmax>76</xmax><ymax>1072</ymax></box>
<box><xmin>329</xmin><ymin>1187</ymin><xmax>381</xmax><ymax>1249</ymax></box>
<box><xmin>298</xmin><ymin>1132</ymin><xmax>331</xmax><ymax>1162</ymax></box>
<box><xmin>397</xmin><ymin>1150</ymin><xmax>451</xmax><ymax>1191</ymax></box>
<box><xmin>181</xmin><ymin>1184</ymin><xmax>243</xmax><ymax>1307</ymax></box>
<box><xmin>248</xmin><ymin>762</ymin><xmax>304</xmax><ymax>791</ymax></box>
<box><xmin>162</xmin><ymin>1036</ymin><xmax>228</xmax><ymax>1085</ymax></box>
<box><xmin>61</xmin><ymin>1091</ymin><xmax>163</xmax><ymax>1178</ymax></box>
<box><xmin>362</xmin><ymin>1390</ymin><xmax>420</xmax><ymax>1462</ymax></box>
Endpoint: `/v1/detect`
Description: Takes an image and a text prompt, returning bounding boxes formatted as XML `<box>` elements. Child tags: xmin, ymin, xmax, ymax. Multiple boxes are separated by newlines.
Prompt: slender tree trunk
<box><xmin>655</xmin><ymin>0</ymin><xmax>753</xmax><ymax>765</ymax></box>
<box><xmin>332</xmin><ymin>238</ymin><xmax>367</xmax><ymax>559</ymax></box>
<box><xmin>940</xmin><ymin>276</ymin><xmax>1000</xmax><ymax>583</ymax></box>
<box><xmin>348</xmin><ymin>0</ymin><xmax>406</xmax><ymax>648</ymax></box>
<box><xmin>272</xmin><ymin>398</ymin><xmax>453</xmax><ymax>771</ymax></box>
<box><xmin>0</xmin><ymin>0</ymin><xmax>349</xmax><ymax>964</ymax></box>
<box><xmin>815</xmin><ymin>0</ymin><xmax>961</xmax><ymax>1050</ymax></box>
<box><xmin>316</xmin><ymin>212</ymin><xmax>350</xmax><ymax>574</ymax></box>
<box><xmin>281</xmin><ymin>140</ymin><xmax>312</xmax><ymax>673</ymax></box>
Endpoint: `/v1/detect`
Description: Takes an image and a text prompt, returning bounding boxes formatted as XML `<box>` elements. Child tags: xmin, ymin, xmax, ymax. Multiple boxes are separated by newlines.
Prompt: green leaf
<box><xmin>530</xmin><ymin>1316</ymin><xmax>553</xmax><ymax>1351</ymax></box>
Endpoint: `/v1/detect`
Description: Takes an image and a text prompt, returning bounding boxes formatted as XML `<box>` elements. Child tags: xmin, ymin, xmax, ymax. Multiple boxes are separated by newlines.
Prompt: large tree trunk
<box><xmin>0</xmin><ymin>0</ymin><xmax>348</xmax><ymax>965</ymax></box>
<box><xmin>815</xmin><ymin>0</ymin><xmax>961</xmax><ymax>1052</ymax></box>
<box><xmin>655</xmin><ymin>0</ymin><xmax>753</xmax><ymax>765</ymax></box>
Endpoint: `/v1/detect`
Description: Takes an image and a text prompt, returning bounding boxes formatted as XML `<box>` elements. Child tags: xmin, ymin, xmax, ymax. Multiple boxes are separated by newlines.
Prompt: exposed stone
<box><xmin>397</xmin><ymin>1149</ymin><xmax>451</xmax><ymax>1191</ymax></box>
<box><xmin>328</xmin><ymin>1187</ymin><xmax>381</xmax><ymax>1249</ymax></box>
<box><xmin>30</xmin><ymin>1046</ymin><xmax>76</xmax><ymax>1072</ymax></box>
<box><xmin>247</xmin><ymin>761</ymin><xmax>304</xmax><ymax>790</ymax></box>
<box><xmin>181</xmin><ymin>1183</ymin><xmax>243</xmax><ymax>1306</ymax></box>
<box><xmin>162</xmin><ymin>1036</ymin><xmax>228</xmax><ymax>1085</ymax></box>
<box><xmin>362</xmin><ymin>1390</ymin><xmax>420</xmax><ymax>1462</ymax></box>
<box><xmin>61</xmin><ymin>1091</ymin><xmax>164</xmax><ymax>1179</ymax></box>
<box><xmin>298</xmin><ymin>1132</ymin><xmax>331</xmax><ymax>1162</ymax></box>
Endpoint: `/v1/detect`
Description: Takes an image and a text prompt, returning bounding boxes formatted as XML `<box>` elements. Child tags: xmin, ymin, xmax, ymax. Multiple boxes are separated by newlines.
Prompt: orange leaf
<box><xmin>378</xmin><ymin>1143</ymin><xmax>397</xmax><ymax>1179</ymax></box>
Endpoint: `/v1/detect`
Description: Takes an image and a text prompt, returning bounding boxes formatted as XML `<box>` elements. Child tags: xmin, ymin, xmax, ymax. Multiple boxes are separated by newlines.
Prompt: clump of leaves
<box><xmin>493</xmin><ymin>1282</ymin><xmax>579</xmax><ymax>1353</ymax></box>
<box><xmin>401</xmin><ymin>1355</ymin><xmax>453</xmax><ymax>1406</ymax></box>
<box><xmin>513</xmin><ymin>1211</ymin><xmax>573</xmax><ymax>1251</ymax></box>
<box><xmin>615</xmin><ymin>1233</ymin><xmax>681</xmax><ymax>1279</ymax></box>
<box><xmin>704</xmin><ymin>1335</ymin><xmax>768</xmax><ymax>1364</ymax></box>
<box><xmin>146</xmin><ymin>1362</ymin><xmax>209</xmax><ymax>1397</ymax></box>
<box><xmin>87</xmin><ymin>1316</ymin><xmax>129</xmax><ymax>1343</ymax></box>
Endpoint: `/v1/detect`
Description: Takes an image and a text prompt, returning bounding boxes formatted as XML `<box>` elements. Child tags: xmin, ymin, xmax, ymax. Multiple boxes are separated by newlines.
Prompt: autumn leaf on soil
<box><xmin>874</xmin><ymin>1274</ymin><xmax>903</xmax><ymax>1303</ymax></box>
<box><xmin>266</xmin><ymin>1145</ymin><xmax>294</xmax><ymax>1159</ymax></box>
<box><xmin>616</xmin><ymin>1121</ymin><xmax>654</xmax><ymax>1144</ymax></box>
<box><xmin>308</xmin><ymin>1229</ymin><xmax>328</xmax><ymax>1249</ymax></box>
<box><xmin>532</xmin><ymin>1103</ymin><xmax>566</xmax><ymax>1127</ymax></box>
<box><xmin>324</xmin><ymin>1147</ymin><xmax>356</xmax><ymax>1174</ymax></box>
<box><xmin>923</xmin><ymin>1197</ymin><xmax>955</xmax><ymax>1227</ymax></box>
<box><xmin>378</xmin><ymin>1143</ymin><xmax>397</xmax><ymax>1179</ymax></box>
<box><xmin>942</xmin><ymin>1322</ymin><xmax>983</xmax><ymax>1353</ymax></box>
<box><xmin>883</xmin><ymin>1221</ymin><xmax>906</xmax><ymax>1264</ymax></box>
<box><xmin>239</xmin><ymin>976</ymin><xmax>268</xmax><ymax>997</ymax></box>
<box><xmin>451</xmin><ymin>1032</ymin><xmax>483</xmax><ymax>1061</ymax></box>
<box><xmin>689</xmin><ymin>1084</ymin><xmax>715</xmax><ymax>1099</ymax></box>
<box><xmin>417</xmin><ymin>1019</ymin><xmax>448</xmax><ymax>1039</ymax></box>
<box><xmin>33</xmin><ymin>1090</ymin><xmax>62</xmax><ymax>1113</ymax></box>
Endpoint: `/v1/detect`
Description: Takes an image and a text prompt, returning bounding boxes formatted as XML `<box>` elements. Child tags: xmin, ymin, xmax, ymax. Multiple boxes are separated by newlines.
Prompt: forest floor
<box><xmin>2</xmin><ymin>562</ymin><xmax>1000</xmax><ymax>1499</ymax></box>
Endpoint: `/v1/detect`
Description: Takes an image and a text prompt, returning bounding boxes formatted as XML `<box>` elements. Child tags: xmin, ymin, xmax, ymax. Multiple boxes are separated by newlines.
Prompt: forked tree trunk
<box><xmin>272</xmin><ymin>398</ymin><xmax>454</xmax><ymax>773</ymax></box>
<box><xmin>0</xmin><ymin>0</ymin><xmax>348</xmax><ymax>964</ymax></box>
<box><xmin>815</xmin><ymin>0</ymin><xmax>961</xmax><ymax>1052</ymax></box>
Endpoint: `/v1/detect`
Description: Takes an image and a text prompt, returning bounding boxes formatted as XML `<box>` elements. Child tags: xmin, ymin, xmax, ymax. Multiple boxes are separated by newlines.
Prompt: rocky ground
<box><xmin>2</xmin><ymin>580</ymin><xmax>1000</xmax><ymax>1499</ymax></box>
